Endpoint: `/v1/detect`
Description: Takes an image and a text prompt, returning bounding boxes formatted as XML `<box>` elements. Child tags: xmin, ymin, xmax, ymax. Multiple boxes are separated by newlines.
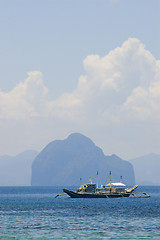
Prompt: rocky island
<box><xmin>31</xmin><ymin>133</ymin><xmax>135</xmax><ymax>186</ymax></box>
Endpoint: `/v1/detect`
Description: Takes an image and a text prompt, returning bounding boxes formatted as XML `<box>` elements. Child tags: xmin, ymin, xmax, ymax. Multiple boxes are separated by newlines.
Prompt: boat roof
<box><xmin>106</xmin><ymin>182</ymin><xmax>126</xmax><ymax>187</ymax></box>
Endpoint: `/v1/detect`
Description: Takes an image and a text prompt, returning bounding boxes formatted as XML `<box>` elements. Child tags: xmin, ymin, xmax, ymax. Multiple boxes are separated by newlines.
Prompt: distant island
<box><xmin>0</xmin><ymin>133</ymin><xmax>159</xmax><ymax>186</ymax></box>
<box><xmin>31</xmin><ymin>133</ymin><xmax>135</xmax><ymax>186</ymax></box>
<box><xmin>129</xmin><ymin>153</ymin><xmax>160</xmax><ymax>185</ymax></box>
<box><xmin>0</xmin><ymin>150</ymin><xmax>38</xmax><ymax>186</ymax></box>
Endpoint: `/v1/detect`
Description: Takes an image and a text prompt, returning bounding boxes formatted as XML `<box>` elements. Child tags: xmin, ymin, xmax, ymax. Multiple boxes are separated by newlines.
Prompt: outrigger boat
<box><xmin>62</xmin><ymin>172</ymin><xmax>150</xmax><ymax>198</ymax></box>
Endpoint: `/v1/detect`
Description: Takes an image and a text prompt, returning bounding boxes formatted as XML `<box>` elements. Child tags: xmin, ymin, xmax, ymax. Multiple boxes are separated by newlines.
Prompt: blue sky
<box><xmin>0</xmin><ymin>0</ymin><xmax>160</xmax><ymax>158</ymax></box>
<box><xmin>1</xmin><ymin>0</ymin><xmax>159</xmax><ymax>93</ymax></box>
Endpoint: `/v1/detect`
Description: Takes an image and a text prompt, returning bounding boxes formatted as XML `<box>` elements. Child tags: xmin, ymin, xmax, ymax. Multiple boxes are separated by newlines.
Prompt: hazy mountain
<box><xmin>0</xmin><ymin>150</ymin><xmax>38</xmax><ymax>186</ymax></box>
<box><xmin>31</xmin><ymin>133</ymin><xmax>135</xmax><ymax>186</ymax></box>
<box><xmin>129</xmin><ymin>153</ymin><xmax>160</xmax><ymax>185</ymax></box>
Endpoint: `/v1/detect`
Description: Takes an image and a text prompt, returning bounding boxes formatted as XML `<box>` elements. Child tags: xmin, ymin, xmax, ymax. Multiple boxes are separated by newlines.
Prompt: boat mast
<box><xmin>110</xmin><ymin>171</ymin><xmax>112</xmax><ymax>184</ymax></box>
<box><xmin>89</xmin><ymin>177</ymin><xmax>92</xmax><ymax>184</ymax></box>
<box><xmin>80</xmin><ymin>177</ymin><xmax>82</xmax><ymax>185</ymax></box>
<box><xmin>120</xmin><ymin>175</ymin><xmax>122</xmax><ymax>183</ymax></box>
<box><xmin>109</xmin><ymin>171</ymin><xmax>112</xmax><ymax>193</ymax></box>
<box><xmin>96</xmin><ymin>171</ymin><xmax>98</xmax><ymax>188</ymax></box>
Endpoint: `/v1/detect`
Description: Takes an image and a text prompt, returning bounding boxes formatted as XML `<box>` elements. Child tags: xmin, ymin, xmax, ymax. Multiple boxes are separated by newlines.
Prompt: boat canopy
<box><xmin>106</xmin><ymin>182</ymin><xmax>126</xmax><ymax>187</ymax></box>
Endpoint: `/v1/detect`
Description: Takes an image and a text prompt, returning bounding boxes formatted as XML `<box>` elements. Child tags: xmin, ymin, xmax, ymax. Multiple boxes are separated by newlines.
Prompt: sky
<box><xmin>0</xmin><ymin>0</ymin><xmax>160</xmax><ymax>159</ymax></box>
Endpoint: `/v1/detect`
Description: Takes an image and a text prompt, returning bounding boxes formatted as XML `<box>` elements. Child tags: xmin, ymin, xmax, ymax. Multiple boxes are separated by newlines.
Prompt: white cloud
<box><xmin>70</xmin><ymin>38</ymin><xmax>160</xmax><ymax>124</ymax></box>
<box><xmin>124</xmin><ymin>80</ymin><xmax>160</xmax><ymax>121</ymax></box>
<box><xmin>1</xmin><ymin>38</ymin><xmax>159</xmax><ymax>124</ymax></box>
<box><xmin>0</xmin><ymin>38</ymin><xmax>160</xmax><ymax>157</ymax></box>
<box><xmin>0</xmin><ymin>71</ymin><xmax>48</xmax><ymax>120</ymax></box>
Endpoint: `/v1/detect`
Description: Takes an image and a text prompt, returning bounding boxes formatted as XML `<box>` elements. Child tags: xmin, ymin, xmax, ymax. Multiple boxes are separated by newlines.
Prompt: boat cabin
<box><xmin>76</xmin><ymin>184</ymin><xmax>96</xmax><ymax>193</ymax></box>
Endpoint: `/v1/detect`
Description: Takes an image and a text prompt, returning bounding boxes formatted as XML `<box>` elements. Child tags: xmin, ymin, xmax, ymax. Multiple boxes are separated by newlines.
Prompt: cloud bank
<box><xmin>0</xmin><ymin>38</ymin><xmax>160</xmax><ymax>158</ymax></box>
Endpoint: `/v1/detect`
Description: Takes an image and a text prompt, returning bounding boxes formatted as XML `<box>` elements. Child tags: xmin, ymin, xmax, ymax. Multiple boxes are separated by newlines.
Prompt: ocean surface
<box><xmin>0</xmin><ymin>186</ymin><xmax>160</xmax><ymax>239</ymax></box>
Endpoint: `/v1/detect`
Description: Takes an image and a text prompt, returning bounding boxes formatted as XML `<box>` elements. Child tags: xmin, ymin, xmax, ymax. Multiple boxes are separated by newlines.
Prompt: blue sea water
<box><xmin>0</xmin><ymin>186</ymin><xmax>160</xmax><ymax>239</ymax></box>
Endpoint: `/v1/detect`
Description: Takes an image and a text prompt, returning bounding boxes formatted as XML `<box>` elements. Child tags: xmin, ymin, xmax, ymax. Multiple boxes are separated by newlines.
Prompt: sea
<box><xmin>0</xmin><ymin>186</ymin><xmax>159</xmax><ymax>239</ymax></box>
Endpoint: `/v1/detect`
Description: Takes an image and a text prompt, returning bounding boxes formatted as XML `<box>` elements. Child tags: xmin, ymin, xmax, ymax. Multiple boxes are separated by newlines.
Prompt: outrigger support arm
<box><xmin>126</xmin><ymin>185</ymin><xmax>138</xmax><ymax>193</ymax></box>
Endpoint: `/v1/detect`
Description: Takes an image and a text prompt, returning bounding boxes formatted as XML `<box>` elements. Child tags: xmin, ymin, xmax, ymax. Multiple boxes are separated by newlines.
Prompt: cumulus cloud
<box><xmin>67</xmin><ymin>38</ymin><xmax>160</xmax><ymax>124</ymax></box>
<box><xmin>0</xmin><ymin>71</ymin><xmax>48</xmax><ymax>120</ymax></box>
<box><xmin>0</xmin><ymin>38</ymin><xmax>160</xmax><ymax>157</ymax></box>
<box><xmin>0</xmin><ymin>38</ymin><xmax>160</xmax><ymax>124</ymax></box>
<box><xmin>0</xmin><ymin>38</ymin><xmax>159</xmax><ymax>125</ymax></box>
<box><xmin>124</xmin><ymin>80</ymin><xmax>160</xmax><ymax>121</ymax></box>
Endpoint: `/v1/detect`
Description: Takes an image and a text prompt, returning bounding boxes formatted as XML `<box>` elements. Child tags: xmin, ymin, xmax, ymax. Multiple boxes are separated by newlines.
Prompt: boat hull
<box><xmin>63</xmin><ymin>189</ymin><xmax>130</xmax><ymax>198</ymax></box>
